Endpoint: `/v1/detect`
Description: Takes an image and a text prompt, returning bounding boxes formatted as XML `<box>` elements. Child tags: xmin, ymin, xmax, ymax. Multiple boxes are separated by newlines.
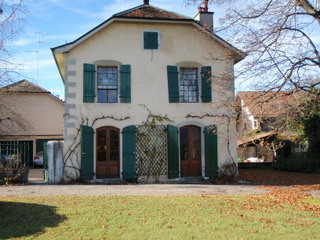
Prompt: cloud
<box><xmin>10</xmin><ymin>38</ymin><xmax>34</xmax><ymax>47</ymax></box>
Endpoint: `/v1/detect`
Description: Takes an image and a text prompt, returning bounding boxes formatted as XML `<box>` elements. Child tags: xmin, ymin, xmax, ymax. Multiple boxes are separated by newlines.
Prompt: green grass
<box><xmin>1</xmin><ymin>194</ymin><xmax>320</xmax><ymax>240</ymax></box>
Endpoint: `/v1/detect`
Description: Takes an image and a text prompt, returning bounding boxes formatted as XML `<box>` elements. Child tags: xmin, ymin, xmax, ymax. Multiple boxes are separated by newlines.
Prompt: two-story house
<box><xmin>51</xmin><ymin>0</ymin><xmax>245</xmax><ymax>181</ymax></box>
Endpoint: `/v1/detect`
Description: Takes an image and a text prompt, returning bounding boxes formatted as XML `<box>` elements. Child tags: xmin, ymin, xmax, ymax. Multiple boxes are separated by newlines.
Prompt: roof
<box><xmin>237</xmin><ymin>91</ymin><xmax>304</xmax><ymax>118</ymax></box>
<box><xmin>52</xmin><ymin>4</ymin><xmax>196</xmax><ymax>52</ymax></box>
<box><xmin>114</xmin><ymin>4</ymin><xmax>192</xmax><ymax>20</ymax></box>
<box><xmin>237</xmin><ymin>131</ymin><xmax>277</xmax><ymax>146</ymax></box>
<box><xmin>0</xmin><ymin>80</ymin><xmax>64</xmax><ymax>103</ymax></box>
<box><xmin>0</xmin><ymin>80</ymin><xmax>50</xmax><ymax>93</ymax></box>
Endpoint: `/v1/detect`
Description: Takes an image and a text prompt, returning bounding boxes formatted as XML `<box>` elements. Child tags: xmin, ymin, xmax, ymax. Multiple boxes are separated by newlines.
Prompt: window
<box><xmin>97</xmin><ymin>66</ymin><xmax>118</xmax><ymax>103</ymax></box>
<box><xmin>179</xmin><ymin>68</ymin><xmax>199</xmax><ymax>103</ymax></box>
<box><xmin>143</xmin><ymin>31</ymin><xmax>159</xmax><ymax>50</ymax></box>
<box><xmin>83</xmin><ymin>63</ymin><xmax>131</xmax><ymax>103</ymax></box>
<box><xmin>167</xmin><ymin>65</ymin><xmax>211</xmax><ymax>103</ymax></box>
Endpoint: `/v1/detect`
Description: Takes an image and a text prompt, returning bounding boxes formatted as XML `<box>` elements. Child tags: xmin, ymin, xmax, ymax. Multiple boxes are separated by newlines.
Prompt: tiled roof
<box><xmin>0</xmin><ymin>80</ymin><xmax>50</xmax><ymax>93</ymax></box>
<box><xmin>237</xmin><ymin>91</ymin><xmax>305</xmax><ymax>118</ymax></box>
<box><xmin>114</xmin><ymin>4</ymin><xmax>192</xmax><ymax>20</ymax></box>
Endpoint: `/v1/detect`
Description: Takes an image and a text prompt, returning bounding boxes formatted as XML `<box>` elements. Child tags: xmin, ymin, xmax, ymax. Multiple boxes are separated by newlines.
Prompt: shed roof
<box><xmin>1</xmin><ymin>80</ymin><xmax>50</xmax><ymax>94</ymax></box>
<box><xmin>0</xmin><ymin>80</ymin><xmax>64</xmax><ymax>103</ymax></box>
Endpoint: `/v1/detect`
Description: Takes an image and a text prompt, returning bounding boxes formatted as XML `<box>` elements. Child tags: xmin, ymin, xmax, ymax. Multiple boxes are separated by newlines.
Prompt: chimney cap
<box><xmin>143</xmin><ymin>0</ymin><xmax>149</xmax><ymax>5</ymax></box>
<box><xmin>198</xmin><ymin>0</ymin><xmax>209</xmax><ymax>12</ymax></box>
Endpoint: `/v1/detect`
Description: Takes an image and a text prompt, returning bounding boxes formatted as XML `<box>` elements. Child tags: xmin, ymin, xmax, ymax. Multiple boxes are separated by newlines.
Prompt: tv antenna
<box><xmin>28</xmin><ymin>32</ymin><xmax>43</xmax><ymax>85</ymax></box>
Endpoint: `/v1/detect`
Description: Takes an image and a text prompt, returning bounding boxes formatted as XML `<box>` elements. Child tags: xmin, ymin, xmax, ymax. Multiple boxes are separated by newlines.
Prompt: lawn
<box><xmin>1</xmin><ymin>186</ymin><xmax>320</xmax><ymax>240</ymax></box>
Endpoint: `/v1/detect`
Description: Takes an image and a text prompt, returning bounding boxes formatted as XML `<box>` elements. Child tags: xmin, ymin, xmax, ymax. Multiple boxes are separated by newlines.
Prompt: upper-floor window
<box><xmin>179</xmin><ymin>68</ymin><xmax>199</xmax><ymax>103</ymax></box>
<box><xmin>83</xmin><ymin>63</ymin><xmax>131</xmax><ymax>103</ymax></box>
<box><xmin>167</xmin><ymin>65</ymin><xmax>211</xmax><ymax>103</ymax></box>
<box><xmin>97</xmin><ymin>66</ymin><xmax>118</xmax><ymax>103</ymax></box>
<box><xmin>143</xmin><ymin>31</ymin><xmax>159</xmax><ymax>50</ymax></box>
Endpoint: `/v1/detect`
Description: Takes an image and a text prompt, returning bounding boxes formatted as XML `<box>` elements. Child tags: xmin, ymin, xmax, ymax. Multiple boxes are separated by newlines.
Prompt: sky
<box><xmin>11</xmin><ymin>0</ymin><xmax>222</xmax><ymax>100</ymax></box>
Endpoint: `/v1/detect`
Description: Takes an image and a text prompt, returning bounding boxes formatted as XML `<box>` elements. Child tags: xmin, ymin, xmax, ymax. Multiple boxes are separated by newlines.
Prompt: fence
<box><xmin>0</xmin><ymin>141</ymin><xmax>33</xmax><ymax>166</ymax></box>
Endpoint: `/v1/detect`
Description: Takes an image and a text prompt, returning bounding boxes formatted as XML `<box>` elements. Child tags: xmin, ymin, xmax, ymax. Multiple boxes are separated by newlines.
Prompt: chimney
<box><xmin>143</xmin><ymin>0</ymin><xmax>149</xmax><ymax>5</ymax></box>
<box><xmin>194</xmin><ymin>0</ymin><xmax>214</xmax><ymax>33</ymax></box>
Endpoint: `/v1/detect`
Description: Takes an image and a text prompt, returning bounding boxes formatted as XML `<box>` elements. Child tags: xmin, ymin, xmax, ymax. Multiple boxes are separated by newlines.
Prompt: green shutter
<box><xmin>144</xmin><ymin>31</ymin><xmax>158</xmax><ymax>49</ymax></box>
<box><xmin>120</xmin><ymin>64</ymin><xmax>131</xmax><ymax>103</ymax></box>
<box><xmin>204</xmin><ymin>125</ymin><xmax>218</xmax><ymax>177</ymax></box>
<box><xmin>122</xmin><ymin>125</ymin><xmax>136</xmax><ymax>180</ymax></box>
<box><xmin>167</xmin><ymin>125</ymin><xmax>179</xmax><ymax>178</ymax></box>
<box><xmin>83</xmin><ymin>63</ymin><xmax>96</xmax><ymax>103</ymax></box>
<box><xmin>201</xmin><ymin>66</ymin><xmax>212</xmax><ymax>103</ymax></box>
<box><xmin>167</xmin><ymin>66</ymin><xmax>179</xmax><ymax>103</ymax></box>
<box><xmin>80</xmin><ymin>125</ymin><xmax>94</xmax><ymax>181</ymax></box>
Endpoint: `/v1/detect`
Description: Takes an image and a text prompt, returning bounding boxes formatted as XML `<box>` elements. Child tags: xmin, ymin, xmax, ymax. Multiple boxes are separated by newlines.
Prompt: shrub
<box><xmin>0</xmin><ymin>154</ymin><xmax>28</xmax><ymax>185</ymax></box>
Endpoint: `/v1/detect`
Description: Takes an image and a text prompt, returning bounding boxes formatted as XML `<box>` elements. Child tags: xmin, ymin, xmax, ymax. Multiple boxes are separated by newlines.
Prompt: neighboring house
<box><xmin>51</xmin><ymin>1</ymin><xmax>245</xmax><ymax>181</ymax></box>
<box><xmin>236</xmin><ymin>91</ymin><xmax>303</xmax><ymax>137</ymax></box>
<box><xmin>236</xmin><ymin>91</ymin><xmax>303</xmax><ymax>162</ymax></box>
<box><xmin>0</xmin><ymin>80</ymin><xmax>64</xmax><ymax>166</ymax></box>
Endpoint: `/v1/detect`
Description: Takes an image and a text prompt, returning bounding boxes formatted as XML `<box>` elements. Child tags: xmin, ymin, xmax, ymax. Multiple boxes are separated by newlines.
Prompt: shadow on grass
<box><xmin>0</xmin><ymin>201</ymin><xmax>66</xmax><ymax>239</ymax></box>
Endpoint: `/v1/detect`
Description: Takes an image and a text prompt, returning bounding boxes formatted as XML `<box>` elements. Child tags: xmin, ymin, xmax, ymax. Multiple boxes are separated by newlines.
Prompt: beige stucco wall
<box><xmin>62</xmin><ymin>21</ymin><xmax>238</xmax><ymax>180</ymax></box>
<box><xmin>0</xmin><ymin>93</ymin><xmax>64</xmax><ymax>137</ymax></box>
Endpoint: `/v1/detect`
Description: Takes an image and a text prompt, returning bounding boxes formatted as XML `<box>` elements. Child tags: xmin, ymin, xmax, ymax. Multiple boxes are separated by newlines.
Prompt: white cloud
<box><xmin>10</xmin><ymin>38</ymin><xmax>34</xmax><ymax>47</ymax></box>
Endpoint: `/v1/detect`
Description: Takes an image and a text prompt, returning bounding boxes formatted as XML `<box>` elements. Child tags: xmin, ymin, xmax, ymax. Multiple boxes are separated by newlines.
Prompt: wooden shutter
<box><xmin>122</xmin><ymin>125</ymin><xmax>136</xmax><ymax>180</ymax></box>
<box><xmin>80</xmin><ymin>125</ymin><xmax>94</xmax><ymax>181</ymax></box>
<box><xmin>83</xmin><ymin>63</ymin><xmax>96</xmax><ymax>103</ymax></box>
<box><xmin>201</xmin><ymin>66</ymin><xmax>212</xmax><ymax>103</ymax></box>
<box><xmin>144</xmin><ymin>31</ymin><xmax>158</xmax><ymax>49</ymax></box>
<box><xmin>204</xmin><ymin>125</ymin><xmax>218</xmax><ymax>177</ymax></box>
<box><xmin>120</xmin><ymin>65</ymin><xmax>131</xmax><ymax>103</ymax></box>
<box><xmin>167</xmin><ymin>125</ymin><xmax>179</xmax><ymax>178</ymax></box>
<box><xmin>167</xmin><ymin>66</ymin><xmax>179</xmax><ymax>103</ymax></box>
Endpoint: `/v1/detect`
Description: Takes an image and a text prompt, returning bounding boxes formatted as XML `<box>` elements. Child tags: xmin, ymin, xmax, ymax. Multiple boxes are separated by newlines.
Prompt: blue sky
<box><xmin>12</xmin><ymin>0</ymin><xmax>222</xmax><ymax>99</ymax></box>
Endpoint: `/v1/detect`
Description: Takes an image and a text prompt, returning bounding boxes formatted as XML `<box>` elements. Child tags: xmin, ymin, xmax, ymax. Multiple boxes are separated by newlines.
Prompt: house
<box><xmin>236</xmin><ymin>91</ymin><xmax>303</xmax><ymax>162</ymax></box>
<box><xmin>0</xmin><ymin>80</ymin><xmax>64</xmax><ymax>166</ymax></box>
<box><xmin>236</xmin><ymin>91</ymin><xmax>305</xmax><ymax>137</ymax></box>
<box><xmin>51</xmin><ymin>0</ymin><xmax>245</xmax><ymax>181</ymax></box>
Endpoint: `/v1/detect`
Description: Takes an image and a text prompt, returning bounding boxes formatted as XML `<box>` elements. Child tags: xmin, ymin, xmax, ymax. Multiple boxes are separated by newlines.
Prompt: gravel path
<box><xmin>0</xmin><ymin>184</ymin><xmax>268</xmax><ymax>197</ymax></box>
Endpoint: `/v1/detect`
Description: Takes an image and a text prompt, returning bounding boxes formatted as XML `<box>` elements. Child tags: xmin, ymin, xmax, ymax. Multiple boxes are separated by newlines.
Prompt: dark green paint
<box><xmin>167</xmin><ymin>66</ymin><xmax>179</xmax><ymax>103</ymax></box>
<box><xmin>80</xmin><ymin>125</ymin><xmax>94</xmax><ymax>181</ymax></box>
<box><xmin>204</xmin><ymin>125</ymin><xmax>218</xmax><ymax>177</ymax></box>
<box><xmin>122</xmin><ymin>125</ymin><xmax>136</xmax><ymax>180</ymax></box>
<box><xmin>167</xmin><ymin>125</ymin><xmax>179</xmax><ymax>178</ymax></box>
<box><xmin>144</xmin><ymin>31</ymin><xmax>159</xmax><ymax>49</ymax></box>
<box><xmin>83</xmin><ymin>63</ymin><xmax>96</xmax><ymax>103</ymax></box>
<box><xmin>201</xmin><ymin>66</ymin><xmax>212</xmax><ymax>102</ymax></box>
<box><xmin>120</xmin><ymin>64</ymin><xmax>131</xmax><ymax>103</ymax></box>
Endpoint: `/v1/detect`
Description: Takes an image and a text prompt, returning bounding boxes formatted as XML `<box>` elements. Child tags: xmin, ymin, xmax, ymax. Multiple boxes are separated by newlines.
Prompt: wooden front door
<box><xmin>180</xmin><ymin>126</ymin><xmax>201</xmax><ymax>177</ymax></box>
<box><xmin>96</xmin><ymin>127</ymin><xmax>120</xmax><ymax>178</ymax></box>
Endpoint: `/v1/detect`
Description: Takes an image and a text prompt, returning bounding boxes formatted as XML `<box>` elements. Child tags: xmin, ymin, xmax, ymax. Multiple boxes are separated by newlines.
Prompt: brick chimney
<box><xmin>144</xmin><ymin>0</ymin><xmax>149</xmax><ymax>5</ymax></box>
<box><xmin>194</xmin><ymin>0</ymin><xmax>214</xmax><ymax>33</ymax></box>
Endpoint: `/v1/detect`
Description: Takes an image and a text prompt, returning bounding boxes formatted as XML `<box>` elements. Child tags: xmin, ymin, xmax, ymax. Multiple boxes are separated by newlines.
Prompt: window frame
<box><xmin>179</xmin><ymin>67</ymin><xmax>200</xmax><ymax>103</ymax></box>
<box><xmin>96</xmin><ymin>66</ymin><xmax>119</xmax><ymax>103</ymax></box>
<box><xmin>142</xmin><ymin>30</ymin><xmax>160</xmax><ymax>50</ymax></box>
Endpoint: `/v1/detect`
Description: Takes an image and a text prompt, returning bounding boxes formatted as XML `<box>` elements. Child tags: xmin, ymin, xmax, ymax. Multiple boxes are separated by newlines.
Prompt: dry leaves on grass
<box><xmin>237</xmin><ymin>169</ymin><xmax>320</xmax><ymax>217</ymax></box>
<box><xmin>238</xmin><ymin>168</ymin><xmax>320</xmax><ymax>186</ymax></box>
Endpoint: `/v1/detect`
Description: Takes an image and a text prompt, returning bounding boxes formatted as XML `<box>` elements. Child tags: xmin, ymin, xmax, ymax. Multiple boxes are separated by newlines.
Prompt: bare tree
<box><xmin>185</xmin><ymin>0</ymin><xmax>320</xmax><ymax>93</ymax></box>
<box><xmin>0</xmin><ymin>0</ymin><xmax>26</xmax><ymax>87</ymax></box>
